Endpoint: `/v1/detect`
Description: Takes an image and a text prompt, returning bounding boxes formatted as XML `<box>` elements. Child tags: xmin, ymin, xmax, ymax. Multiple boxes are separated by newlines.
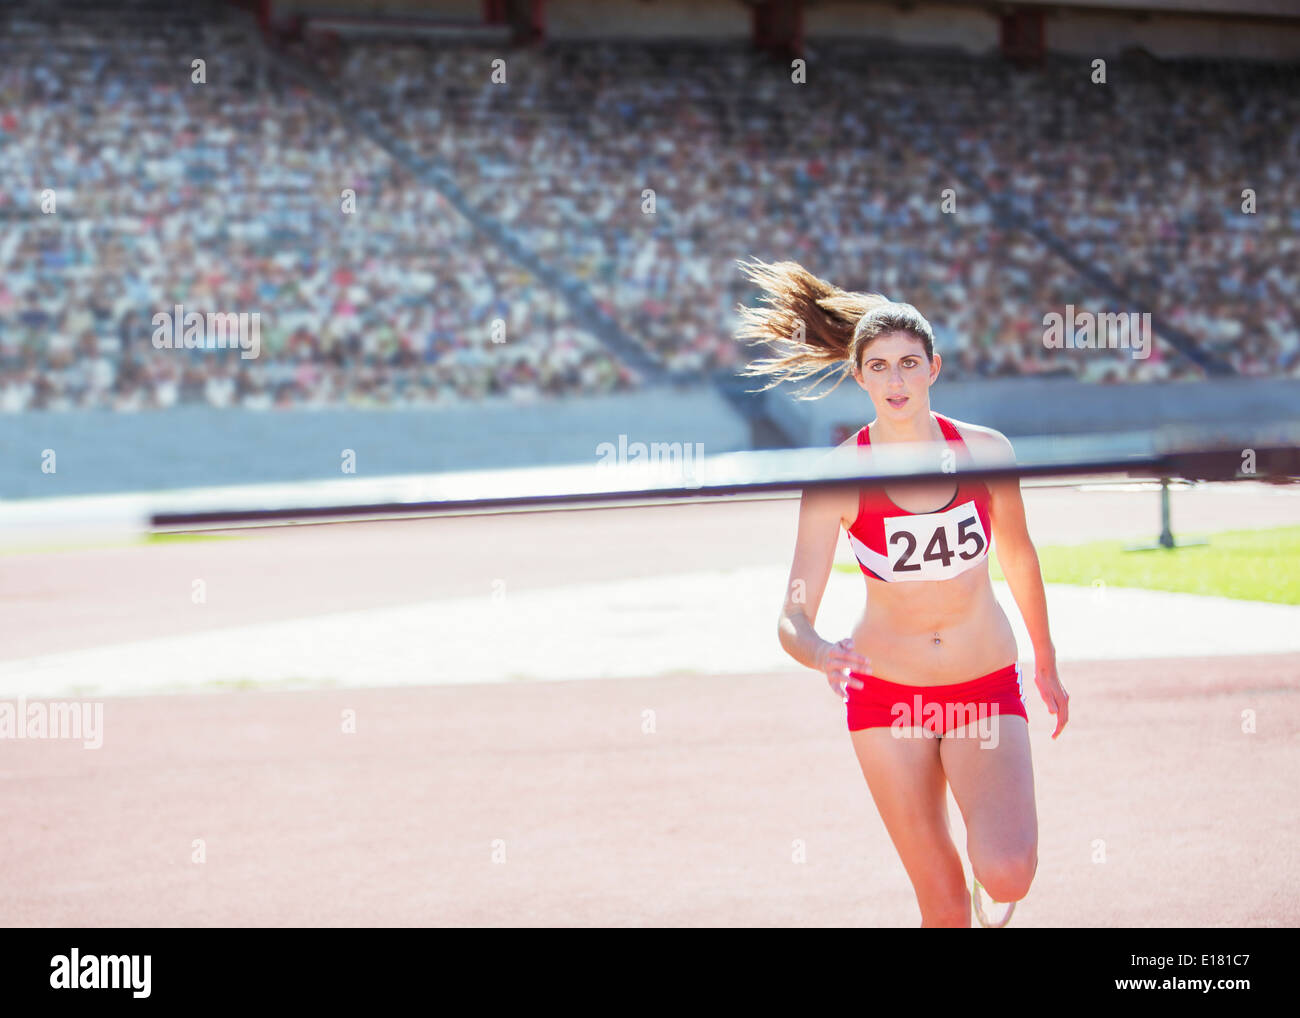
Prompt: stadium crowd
<box><xmin>2</xmin><ymin>2</ymin><xmax>1297</xmax><ymax>412</ymax></box>
<box><xmin>322</xmin><ymin>37</ymin><xmax>1299</xmax><ymax>384</ymax></box>
<box><xmin>857</xmin><ymin>47</ymin><xmax>1300</xmax><ymax>380</ymax></box>
<box><xmin>0</xmin><ymin>5</ymin><xmax>639</xmax><ymax>411</ymax></box>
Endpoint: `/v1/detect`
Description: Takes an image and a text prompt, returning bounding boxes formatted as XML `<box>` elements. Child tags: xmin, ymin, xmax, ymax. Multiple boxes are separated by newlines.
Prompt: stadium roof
<box><xmin>792</xmin><ymin>0</ymin><xmax>1300</xmax><ymax>21</ymax></box>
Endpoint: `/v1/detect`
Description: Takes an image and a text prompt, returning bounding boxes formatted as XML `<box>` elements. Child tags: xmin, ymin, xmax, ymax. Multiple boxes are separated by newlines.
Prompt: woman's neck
<box><xmin>870</xmin><ymin>410</ymin><xmax>940</xmax><ymax>444</ymax></box>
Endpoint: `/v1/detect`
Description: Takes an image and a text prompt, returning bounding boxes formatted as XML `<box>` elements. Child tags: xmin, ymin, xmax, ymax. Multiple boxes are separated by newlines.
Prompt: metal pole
<box><xmin>1126</xmin><ymin>476</ymin><xmax>1207</xmax><ymax>552</ymax></box>
<box><xmin>1158</xmin><ymin>477</ymin><xmax>1174</xmax><ymax>549</ymax></box>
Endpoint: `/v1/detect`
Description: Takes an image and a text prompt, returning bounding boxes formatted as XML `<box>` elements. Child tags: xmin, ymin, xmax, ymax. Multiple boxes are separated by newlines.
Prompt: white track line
<box><xmin>2</xmin><ymin>567</ymin><xmax>1297</xmax><ymax>698</ymax></box>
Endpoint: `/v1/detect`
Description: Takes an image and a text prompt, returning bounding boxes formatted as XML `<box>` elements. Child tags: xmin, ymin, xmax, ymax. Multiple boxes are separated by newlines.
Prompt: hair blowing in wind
<box><xmin>732</xmin><ymin>258</ymin><xmax>888</xmax><ymax>399</ymax></box>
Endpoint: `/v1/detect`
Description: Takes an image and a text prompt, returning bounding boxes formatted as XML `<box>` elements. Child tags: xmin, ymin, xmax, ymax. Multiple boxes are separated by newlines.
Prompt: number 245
<box><xmin>890</xmin><ymin>517</ymin><xmax>986</xmax><ymax>571</ymax></box>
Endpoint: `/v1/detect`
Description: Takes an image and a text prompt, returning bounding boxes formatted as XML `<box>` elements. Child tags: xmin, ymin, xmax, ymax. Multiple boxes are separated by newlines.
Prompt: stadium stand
<box><xmin>0</xmin><ymin>0</ymin><xmax>641</xmax><ymax>412</ymax></box>
<box><xmin>303</xmin><ymin>33</ymin><xmax>1298</xmax><ymax>386</ymax></box>
<box><xmin>1</xmin><ymin>0</ymin><xmax>1297</xmax><ymax>418</ymax></box>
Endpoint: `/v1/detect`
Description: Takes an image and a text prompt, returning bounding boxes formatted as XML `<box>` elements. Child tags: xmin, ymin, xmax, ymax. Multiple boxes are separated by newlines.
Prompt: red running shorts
<box><xmin>845</xmin><ymin>662</ymin><xmax>1028</xmax><ymax>734</ymax></box>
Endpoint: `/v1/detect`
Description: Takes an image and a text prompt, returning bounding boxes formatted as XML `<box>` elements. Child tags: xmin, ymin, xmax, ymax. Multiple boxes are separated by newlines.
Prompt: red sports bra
<box><xmin>845</xmin><ymin>413</ymin><xmax>993</xmax><ymax>582</ymax></box>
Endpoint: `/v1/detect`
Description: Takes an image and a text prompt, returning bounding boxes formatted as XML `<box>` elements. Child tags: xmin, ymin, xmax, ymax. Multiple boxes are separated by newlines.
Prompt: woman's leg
<box><xmin>939</xmin><ymin>714</ymin><xmax>1038</xmax><ymax>904</ymax></box>
<box><xmin>850</xmin><ymin>726</ymin><xmax>970</xmax><ymax>927</ymax></box>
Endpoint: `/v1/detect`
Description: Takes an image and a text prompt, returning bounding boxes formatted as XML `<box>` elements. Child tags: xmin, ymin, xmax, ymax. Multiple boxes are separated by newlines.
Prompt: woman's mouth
<box><xmin>886</xmin><ymin>395</ymin><xmax>909</xmax><ymax>408</ymax></box>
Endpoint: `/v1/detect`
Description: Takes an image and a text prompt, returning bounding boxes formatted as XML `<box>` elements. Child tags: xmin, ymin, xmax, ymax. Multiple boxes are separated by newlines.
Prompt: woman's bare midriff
<box><xmin>850</xmin><ymin>562</ymin><xmax>1019</xmax><ymax>685</ymax></box>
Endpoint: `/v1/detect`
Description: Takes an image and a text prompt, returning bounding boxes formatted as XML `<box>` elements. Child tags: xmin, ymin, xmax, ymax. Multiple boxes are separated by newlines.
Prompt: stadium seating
<box><xmin>3</xmin><ymin>1</ymin><xmax>1296</xmax><ymax>412</ymax></box>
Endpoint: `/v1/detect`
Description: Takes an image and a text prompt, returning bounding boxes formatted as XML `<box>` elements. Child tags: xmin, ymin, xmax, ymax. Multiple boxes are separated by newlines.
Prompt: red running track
<box><xmin>2</xmin><ymin>652</ymin><xmax>1296</xmax><ymax>926</ymax></box>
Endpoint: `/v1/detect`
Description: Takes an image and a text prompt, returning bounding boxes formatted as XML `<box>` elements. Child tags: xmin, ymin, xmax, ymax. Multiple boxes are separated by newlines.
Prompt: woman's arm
<box><xmin>777</xmin><ymin>486</ymin><xmax>848</xmax><ymax>671</ymax></box>
<box><xmin>976</xmin><ymin>428</ymin><xmax>1070</xmax><ymax>737</ymax></box>
<box><xmin>986</xmin><ymin>476</ymin><xmax>1055</xmax><ymax>662</ymax></box>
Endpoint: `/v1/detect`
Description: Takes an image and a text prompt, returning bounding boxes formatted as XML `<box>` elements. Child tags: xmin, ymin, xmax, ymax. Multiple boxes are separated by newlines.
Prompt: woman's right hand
<box><xmin>817</xmin><ymin>637</ymin><xmax>871</xmax><ymax>702</ymax></box>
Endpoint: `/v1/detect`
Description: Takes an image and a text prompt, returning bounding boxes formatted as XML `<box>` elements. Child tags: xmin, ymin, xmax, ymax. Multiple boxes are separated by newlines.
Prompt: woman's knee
<box><xmin>972</xmin><ymin>843</ymin><xmax>1037</xmax><ymax>902</ymax></box>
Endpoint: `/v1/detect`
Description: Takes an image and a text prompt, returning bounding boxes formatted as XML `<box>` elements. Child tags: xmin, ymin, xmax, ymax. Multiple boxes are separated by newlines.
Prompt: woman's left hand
<box><xmin>1033</xmin><ymin>650</ymin><xmax>1069</xmax><ymax>739</ymax></box>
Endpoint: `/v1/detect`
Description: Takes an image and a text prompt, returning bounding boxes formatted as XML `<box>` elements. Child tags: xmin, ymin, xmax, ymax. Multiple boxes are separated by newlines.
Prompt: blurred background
<box><xmin>0</xmin><ymin>0</ymin><xmax>1297</xmax><ymax>499</ymax></box>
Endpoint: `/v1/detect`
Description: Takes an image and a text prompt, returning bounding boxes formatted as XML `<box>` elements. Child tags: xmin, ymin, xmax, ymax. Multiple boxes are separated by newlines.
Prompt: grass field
<box><xmin>11</xmin><ymin>522</ymin><xmax>1300</xmax><ymax>604</ymax></box>
<box><xmin>836</xmin><ymin>526</ymin><xmax>1300</xmax><ymax>604</ymax></box>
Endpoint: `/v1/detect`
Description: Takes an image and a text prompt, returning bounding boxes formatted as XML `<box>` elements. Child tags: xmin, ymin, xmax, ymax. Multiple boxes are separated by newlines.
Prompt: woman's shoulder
<box><xmin>938</xmin><ymin>414</ymin><xmax>1016</xmax><ymax>465</ymax></box>
<box><xmin>816</xmin><ymin>427</ymin><xmax>867</xmax><ymax>527</ymax></box>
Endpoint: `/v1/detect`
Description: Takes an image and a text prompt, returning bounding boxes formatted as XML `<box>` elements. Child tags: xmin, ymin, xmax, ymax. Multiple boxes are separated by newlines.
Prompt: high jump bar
<box><xmin>149</xmin><ymin>421</ymin><xmax>1300</xmax><ymax>530</ymax></box>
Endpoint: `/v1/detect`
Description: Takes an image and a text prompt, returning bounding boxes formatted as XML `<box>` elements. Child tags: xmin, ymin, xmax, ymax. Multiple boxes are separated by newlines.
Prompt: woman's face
<box><xmin>853</xmin><ymin>331</ymin><xmax>941</xmax><ymax>418</ymax></box>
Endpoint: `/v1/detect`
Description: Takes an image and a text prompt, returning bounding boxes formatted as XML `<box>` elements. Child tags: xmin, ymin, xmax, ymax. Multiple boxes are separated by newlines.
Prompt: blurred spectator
<box><xmin>2</xmin><ymin>4</ymin><xmax>1295</xmax><ymax>414</ymax></box>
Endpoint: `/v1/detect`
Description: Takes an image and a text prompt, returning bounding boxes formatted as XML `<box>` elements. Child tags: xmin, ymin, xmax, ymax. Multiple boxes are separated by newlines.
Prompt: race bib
<box><xmin>850</xmin><ymin>500</ymin><xmax>989</xmax><ymax>582</ymax></box>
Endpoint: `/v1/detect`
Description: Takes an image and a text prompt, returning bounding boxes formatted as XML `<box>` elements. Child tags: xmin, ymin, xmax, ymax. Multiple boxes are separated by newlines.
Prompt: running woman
<box><xmin>735</xmin><ymin>259</ymin><xmax>1069</xmax><ymax>928</ymax></box>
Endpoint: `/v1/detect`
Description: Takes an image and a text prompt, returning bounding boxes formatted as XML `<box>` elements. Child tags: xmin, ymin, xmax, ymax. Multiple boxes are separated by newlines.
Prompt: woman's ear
<box><xmin>929</xmin><ymin>352</ymin><xmax>942</xmax><ymax>384</ymax></box>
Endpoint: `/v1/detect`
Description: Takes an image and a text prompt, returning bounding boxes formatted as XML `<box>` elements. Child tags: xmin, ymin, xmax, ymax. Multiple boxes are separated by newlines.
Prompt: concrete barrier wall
<box><xmin>764</xmin><ymin>378</ymin><xmax>1300</xmax><ymax>447</ymax></box>
<box><xmin>0</xmin><ymin>385</ymin><xmax>749</xmax><ymax>500</ymax></box>
<box><xmin>5</xmin><ymin>379</ymin><xmax>1296</xmax><ymax>501</ymax></box>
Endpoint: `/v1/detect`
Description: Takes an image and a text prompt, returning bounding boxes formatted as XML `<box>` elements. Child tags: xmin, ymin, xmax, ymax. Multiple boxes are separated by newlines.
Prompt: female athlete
<box><xmin>735</xmin><ymin>259</ymin><xmax>1069</xmax><ymax>928</ymax></box>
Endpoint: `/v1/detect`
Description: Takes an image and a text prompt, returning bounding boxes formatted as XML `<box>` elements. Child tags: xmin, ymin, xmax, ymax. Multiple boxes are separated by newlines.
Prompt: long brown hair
<box><xmin>733</xmin><ymin>258</ymin><xmax>935</xmax><ymax>399</ymax></box>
